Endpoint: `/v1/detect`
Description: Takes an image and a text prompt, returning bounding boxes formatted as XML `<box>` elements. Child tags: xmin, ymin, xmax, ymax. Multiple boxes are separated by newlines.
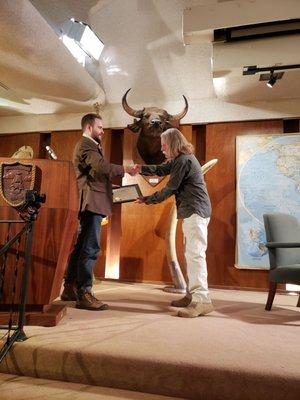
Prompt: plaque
<box><xmin>113</xmin><ymin>184</ymin><xmax>143</xmax><ymax>204</ymax></box>
<box><xmin>0</xmin><ymin>161</ymin><xmax>36</xmax><ymax>207</ymax></box>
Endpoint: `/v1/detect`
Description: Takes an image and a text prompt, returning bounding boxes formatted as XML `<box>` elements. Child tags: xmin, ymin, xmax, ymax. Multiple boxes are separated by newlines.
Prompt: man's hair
<box><xmin>81</xmin><ymin>113</ymin><xmax>102</xmax><ymax>131</ymax></box>
<box><xmin>161</xmin><ymin>128</ymin><xmax>194</xmax><ymax>158</ymax></box>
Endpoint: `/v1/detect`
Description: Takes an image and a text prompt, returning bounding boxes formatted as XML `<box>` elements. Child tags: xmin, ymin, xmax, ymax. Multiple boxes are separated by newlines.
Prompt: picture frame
<box><xmin>112</xmin><ymin>184</ymin><xmax>143</xmax><ymax>204</ymax></box>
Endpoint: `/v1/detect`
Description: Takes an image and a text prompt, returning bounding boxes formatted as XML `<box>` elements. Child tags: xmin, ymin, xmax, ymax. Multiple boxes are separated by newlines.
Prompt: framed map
<box><xmin>236</xmin><ymin>134</ymin><xmax>300</xmax><ymax>269</ymax></box>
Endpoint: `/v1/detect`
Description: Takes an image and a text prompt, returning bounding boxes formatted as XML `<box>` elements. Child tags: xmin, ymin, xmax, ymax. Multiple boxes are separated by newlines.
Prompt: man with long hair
<box><xmin>135</xmin><ymin>128</ymin><xmax>213</xmax><ymax>318</ymax></box>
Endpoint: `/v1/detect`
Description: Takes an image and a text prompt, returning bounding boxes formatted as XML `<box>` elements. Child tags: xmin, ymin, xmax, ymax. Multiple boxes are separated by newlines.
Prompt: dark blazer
<box><xmin>73</xmin><ymin>136</ymin><xmax>124</xmax><ymax>216</ymax></box>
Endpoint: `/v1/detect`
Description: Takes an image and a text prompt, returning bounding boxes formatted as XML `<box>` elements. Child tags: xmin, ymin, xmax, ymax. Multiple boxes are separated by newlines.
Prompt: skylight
<box><xmin>60</xmin><ymin>18</ymin><xmax>104</xmax><ymax>66</ymax></box>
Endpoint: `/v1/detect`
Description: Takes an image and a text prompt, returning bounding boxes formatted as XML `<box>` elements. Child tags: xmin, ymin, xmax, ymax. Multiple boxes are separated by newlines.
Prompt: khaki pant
<box><xmin>182</xmin><ymin>214</ymin><xmax>211</xmax><ymax>303</ymax></box>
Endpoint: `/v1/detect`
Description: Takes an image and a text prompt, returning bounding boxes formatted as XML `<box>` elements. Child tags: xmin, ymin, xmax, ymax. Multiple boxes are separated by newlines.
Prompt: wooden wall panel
<box><xmin>105</xmin><ymin>130</ymin><xmax>123</xmax><ymax>279</ymax></box>
<box><xmin>1</xmin><ymin>118</ymin><xmax>297</xmax><ymax>290</ymax></box>
<box><xmin>205</xmin><ymin>120</ymin><xmax>283</xmax><ymax>289</ymax></box>
<box><xmin>0</xmin><ymin>133</ymin><xmax>41</xmax><ymax>158</ymax></box>
<box><xmin>50</xmin><ymin>130</ymin><xmax>82</xmax><ymax>161</ymax></box>
<box><xmin>283</xmin><ymin>119</ymin><xmax>300</xmax><ymax>133</ymax></box>
<box><xmin>50</xmin><ymin>129</ymin><xmax>112</xmax><ymax>161</ymax></box>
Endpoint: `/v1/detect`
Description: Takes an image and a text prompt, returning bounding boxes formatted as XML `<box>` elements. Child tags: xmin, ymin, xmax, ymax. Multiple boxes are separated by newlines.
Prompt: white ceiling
<box><xmin>0</xmin><ymin>0</ymin><xmax>105</xmax><ymax>115</ymax></box>
<box><xmin>0</xmin><ymin>0</ymin><xmax>299</xmax><ymax>118</ymax></box>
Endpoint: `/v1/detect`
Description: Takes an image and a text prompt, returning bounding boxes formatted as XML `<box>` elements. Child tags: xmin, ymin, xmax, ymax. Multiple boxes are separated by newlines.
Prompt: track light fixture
<box><xmin>243</xmin><ymin>63</ymin><xmax>300</xmax><ymax>88</ymax></box>
<box><xmin>259</xmin><ymin>71</ymin><xmax>284</xmax><ymax>87</ymax></box>
<box><xmin>266</xmin><ymin>70</ymin><xmax>277</xmax><ymax>88</ymax></box>
<box><xmin>243</xmin><ymin>64</ymin><xmax>300</xmax><ymax>75</ymax></box>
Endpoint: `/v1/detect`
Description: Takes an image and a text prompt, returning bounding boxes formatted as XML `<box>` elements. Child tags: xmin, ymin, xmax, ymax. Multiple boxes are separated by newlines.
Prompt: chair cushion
<box><xmin>264</xmin><ymin>214</ymin><xmax>300</xmax><ymax>267</ymax></box>
<box><xmin>270</xmin><ymin>265</ymin><xmax>300</xmax><ymax>283</ymax></box>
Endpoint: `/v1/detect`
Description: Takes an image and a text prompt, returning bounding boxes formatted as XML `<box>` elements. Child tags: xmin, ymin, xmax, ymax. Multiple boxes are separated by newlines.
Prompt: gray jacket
<box><xmin>141</xmin><ymin>154</ymin><xmax>211</xmax><ymax>219</ymax></box>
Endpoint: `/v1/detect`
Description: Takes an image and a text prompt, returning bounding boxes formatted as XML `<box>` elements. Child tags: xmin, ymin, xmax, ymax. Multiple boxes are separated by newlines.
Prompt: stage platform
<box><xmin>0</xmin><ymin>281</ymin><xmax>299</xmax><ymax>400</ymax></box>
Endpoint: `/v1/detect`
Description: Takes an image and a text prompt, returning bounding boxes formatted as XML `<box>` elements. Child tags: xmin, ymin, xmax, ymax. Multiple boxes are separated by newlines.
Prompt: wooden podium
<box><xmin>0</xmin><ymin>158</ymin><xmax>78</xmax><ymax>326</ymax></box>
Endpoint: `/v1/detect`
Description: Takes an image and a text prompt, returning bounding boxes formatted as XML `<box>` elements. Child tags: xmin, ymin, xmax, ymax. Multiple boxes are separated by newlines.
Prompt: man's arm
<box><xmin>144</xmin><ymin>157</ymin><xmax>189</xmax><ymax>204</ymax></box>
<box><xmin>82</xmin><ymin>147</ymin><xmax>124</xmax><ymax>177</ymax></box>
<box><xmin>140</xmin><ymin>160</ymin><xmax>173</xmax><ymax>176</ymax></box>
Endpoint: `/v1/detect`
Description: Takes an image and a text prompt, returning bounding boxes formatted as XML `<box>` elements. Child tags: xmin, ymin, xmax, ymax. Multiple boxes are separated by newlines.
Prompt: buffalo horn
<box><xmin>122</xmin><ymin>89</ymin><xmax>144</xmax><ymax>117</ymax></box>
<box><xmin>170</xmin><ymin>95</ymin><xmax>188</xmax><ymax>121</ymax></box>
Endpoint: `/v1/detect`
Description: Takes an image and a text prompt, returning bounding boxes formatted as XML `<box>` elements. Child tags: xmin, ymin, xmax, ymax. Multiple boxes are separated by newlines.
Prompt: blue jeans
<box><xmin>65</xmin><ymin>211</ymin><xmax>103</xmax><ymax>293</ymax></box>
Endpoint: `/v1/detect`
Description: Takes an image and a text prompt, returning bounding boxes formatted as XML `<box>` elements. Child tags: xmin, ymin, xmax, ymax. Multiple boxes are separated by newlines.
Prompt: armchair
<box><xmin>263</xmin><ymin>213</ymin><xmax>300</xmax><ymax>310</ymax></box>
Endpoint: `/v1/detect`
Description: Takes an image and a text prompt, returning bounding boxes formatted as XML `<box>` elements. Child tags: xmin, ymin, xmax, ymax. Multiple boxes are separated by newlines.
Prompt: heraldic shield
<box><xmin>0</xmin><ymin>161</ymin><xmax>36</xmax><ymax>208</ymax></box>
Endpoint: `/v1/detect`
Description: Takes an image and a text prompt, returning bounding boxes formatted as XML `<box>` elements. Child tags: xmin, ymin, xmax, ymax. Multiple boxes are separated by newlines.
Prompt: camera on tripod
<box><xmin>25</xmin><ymin>190</ymin><xmax>46</xmax><ymax>205</ymax></box>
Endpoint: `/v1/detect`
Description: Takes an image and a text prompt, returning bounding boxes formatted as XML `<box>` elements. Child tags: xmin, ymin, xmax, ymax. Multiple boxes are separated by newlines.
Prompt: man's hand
<box><xmin>124</xmin><ymin>164</ymin><xmax>142</xmax><ymax>176</ymax></box>
<box><xmin>133</xmin><ymin>164</ymin><xmax>142</xmax><ymax>174</ymax></box>
<box><xmin>124</xmin><ymin>165</ymin><xmax>137</xmax><ymax>176</ymax></box>
<box><xmin>134</xmin><ymin>196</ymin><xmax>145</xmax><ymax>204</ymax></box>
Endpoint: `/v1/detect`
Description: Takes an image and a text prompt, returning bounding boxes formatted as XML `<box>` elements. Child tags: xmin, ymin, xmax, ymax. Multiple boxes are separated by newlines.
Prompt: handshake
<box><xmin>124</xmin><ymin>164</ymin><xmax>141</xmax><ymax>176</ymax></box>
<box><xmin>123</xmin><ymin>164</ymin><xmax>145</xmax><ymax>203</ymax></box>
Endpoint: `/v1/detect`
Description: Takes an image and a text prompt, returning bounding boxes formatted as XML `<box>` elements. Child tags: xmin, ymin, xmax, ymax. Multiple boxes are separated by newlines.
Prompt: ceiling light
<box><xmin>259</xmin><ymin>71</ymin><xmax>284</xmax><ymax>88</ymax></box>
<box><xmin>266</xmin><ymin>71</ymin><xmax>277</xmax><ymax>88</ymax></box>
<box><xmin>60</xmin><ymin>19</ymin><xmax>104</xmax><ymax>65</ymax></box>
<box><xmin>243</xmin><ymin>64</ymin><xmax>300</xmax><ymax>88</ymax></box>
<box><xmin>243</xmin><ymin>63</ymin><xmax>300</xmax><ymax>75</ymax></box>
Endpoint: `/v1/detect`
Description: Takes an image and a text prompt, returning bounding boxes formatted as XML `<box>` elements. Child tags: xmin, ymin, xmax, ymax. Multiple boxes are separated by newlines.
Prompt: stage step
<box><xmin>0</xmin><ymin>373</ymin><xmax>181</xmax><ymax>400</ymax></box>
<box><xmin>0</xmin><ymin>282</ymin><xmax>299</xmax><ymax>400</ymax></box>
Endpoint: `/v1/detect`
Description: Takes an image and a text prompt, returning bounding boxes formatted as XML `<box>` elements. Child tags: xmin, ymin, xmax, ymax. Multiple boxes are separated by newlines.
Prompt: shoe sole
<box><xmin>177</xmin><ymin>306</ymin><xmax>214</xmax><ymax>318</ymax></box>
<box><xmin>60</xmin><ymin>297</ymin><xmax>77</xmax><ymax>301</ymax></box>
<box><xmin>75</xmin><ymin>304</ymin><xmax>109</xmax><ymax>311</ymax></box>
<box><xmin>170</xmin><ymin>302</ymin><xmax>191</xmax><ymax>308</ymax></box>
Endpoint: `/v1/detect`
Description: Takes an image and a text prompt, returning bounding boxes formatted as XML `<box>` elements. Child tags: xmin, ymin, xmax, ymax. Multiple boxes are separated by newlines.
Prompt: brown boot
<box><xmin>60</xmin><ymin>283</ymin><xmax>77</xmax><ymax>301</ymax></box>
<box><xmin>177</xmin><ymin>301</ymin><xmax>214</xmax><ymax>318</ymax></box>
<box><xmin>170</xmin><ymin>295</ymin><xmax>192</xmax><ymax>308</ymax></box>
<box><xmin>76</xmin><ymin>291</ymin><xmax>108</xmax><ymax>311</ymax></box>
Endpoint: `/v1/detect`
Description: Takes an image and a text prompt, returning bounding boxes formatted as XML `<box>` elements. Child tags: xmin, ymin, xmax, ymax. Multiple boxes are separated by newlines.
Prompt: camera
<box><xmin>25</xmin><ymin>190</ymin><xmax>46</xmax><ymax>205</ymax></box>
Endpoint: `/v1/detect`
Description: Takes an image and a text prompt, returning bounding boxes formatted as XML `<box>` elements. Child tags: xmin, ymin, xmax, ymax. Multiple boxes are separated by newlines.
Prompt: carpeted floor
<box><xmin>0</xmin><ymin>282</ymin><xmax>299</xmax><ymax>400</ymax></box>
<box><xmin>0</xmin><ymin>372</ymin><xmax>180</xmax><ymax>400</ymax></box>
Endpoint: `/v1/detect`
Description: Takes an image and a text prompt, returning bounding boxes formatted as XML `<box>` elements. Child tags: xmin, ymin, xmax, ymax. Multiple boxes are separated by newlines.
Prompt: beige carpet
<box><xmin>0</xmin><ymin>373</ymin><xmax>180</xmax><ymax>399</ymax></box>
<box><xmin>0</xmin><ymin>282</ymin><xmax>299</xmax><ymax>400</ymax></box>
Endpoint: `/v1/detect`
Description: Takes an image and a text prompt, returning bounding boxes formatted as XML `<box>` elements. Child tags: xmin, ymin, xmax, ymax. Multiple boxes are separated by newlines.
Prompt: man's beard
<box><xmin>92</xmin><ymin>133</ymin><xmax>101</xmax><ymax>143</ymax></box>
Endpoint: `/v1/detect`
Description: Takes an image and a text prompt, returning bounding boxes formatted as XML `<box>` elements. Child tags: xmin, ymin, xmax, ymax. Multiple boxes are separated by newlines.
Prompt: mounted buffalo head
<box><xmin>122</xmin><ymin>89</ymin><xmax>188</xmax><ymax>164</ymax></box>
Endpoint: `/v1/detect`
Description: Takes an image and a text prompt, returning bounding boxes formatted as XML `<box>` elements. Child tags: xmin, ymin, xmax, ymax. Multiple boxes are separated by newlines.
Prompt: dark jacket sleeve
<box><xmin>141</xmin><ymin>161</ymin><xmax>173</xmax><ymax>176</ymax></box>
<box><xmin>144</xmin><ymin>157</ymin><xmax>189</xmax><ymax>204</ymax></box>
<box><xmin>81</xmin><ymin>146</ymin><xmax>124</xmax><ymax>178</ymax></box>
